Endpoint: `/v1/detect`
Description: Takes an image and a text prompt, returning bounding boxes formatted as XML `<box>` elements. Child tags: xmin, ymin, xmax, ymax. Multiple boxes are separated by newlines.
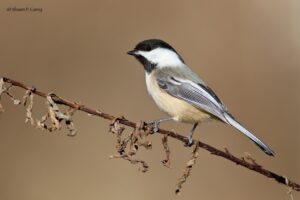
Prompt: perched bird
<box><xmin>127</xmin><ymin>39</ymin><xmax>274</xmax><ymax>156</ymax></box>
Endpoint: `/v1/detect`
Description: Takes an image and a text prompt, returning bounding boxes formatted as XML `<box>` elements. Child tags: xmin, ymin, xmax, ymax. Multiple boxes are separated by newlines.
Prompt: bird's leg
<box><xmin>185</xmin><ymin>122</ymin><xmax>199</xmax><ymax>147</ymax></box>
<box><xmin>147</xmin><ymin>118</ymin><xmax>174</xmax><ymax>133</ymax></box>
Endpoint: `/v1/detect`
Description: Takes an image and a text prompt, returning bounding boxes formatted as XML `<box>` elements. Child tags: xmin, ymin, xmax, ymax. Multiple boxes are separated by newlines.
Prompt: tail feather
<box><xmin>224</xmin><ymin>113</ymin><xmax>274</xmax><ymax>156</ymax></box>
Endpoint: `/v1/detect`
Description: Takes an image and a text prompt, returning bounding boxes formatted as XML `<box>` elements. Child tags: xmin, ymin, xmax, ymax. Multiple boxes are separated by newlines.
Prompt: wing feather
<box><xmin>156</xmin><ymin>70</ymin><xmax>274</xmax><ymax>155</ymax></box>
<box><xmin>157</xmin><ymin>75</ymin><xmax>228</xmax><ymax>122</ymax></box>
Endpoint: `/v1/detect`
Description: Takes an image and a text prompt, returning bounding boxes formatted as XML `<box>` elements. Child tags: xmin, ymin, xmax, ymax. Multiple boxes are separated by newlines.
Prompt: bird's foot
<box><xmin>184</xmin><ymin>135</ymin><xmax>194</xmax><ymax>147</ymax></box>
<box><xmin>147</xmin><ymin>120</ymin><xmax>160</xmax><ymax>133</ymax></box>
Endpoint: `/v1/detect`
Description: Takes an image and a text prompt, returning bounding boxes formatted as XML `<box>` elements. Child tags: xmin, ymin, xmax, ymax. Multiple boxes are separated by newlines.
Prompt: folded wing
<box><xmin>157</xmin><ymin>75</ymin><xmax>228</xmax><ymax>122</ymax></box>
<box><xmin>156</xmin><ymin>73</ymin><xmax>274</xmax><ymax>156</ymax></box>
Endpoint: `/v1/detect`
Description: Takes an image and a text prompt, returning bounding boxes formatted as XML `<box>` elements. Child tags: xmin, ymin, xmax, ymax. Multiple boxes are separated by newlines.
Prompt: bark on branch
<box><xmin>1</xmin><ymin>76</ymin><xmax>299</xmax><ymax>192</ymax></box>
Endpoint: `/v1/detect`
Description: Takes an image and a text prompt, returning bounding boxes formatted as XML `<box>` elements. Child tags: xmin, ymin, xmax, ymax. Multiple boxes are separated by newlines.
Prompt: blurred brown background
<box><xmin>0</xmin><ymin>0</ymin><xmax>299</xmax><ymax>199</ymax></box>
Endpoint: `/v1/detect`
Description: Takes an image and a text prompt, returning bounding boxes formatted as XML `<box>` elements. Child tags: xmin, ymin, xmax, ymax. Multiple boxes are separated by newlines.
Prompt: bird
<box><xmin>127</xmin><ymin>39</ymin><xmax>274</xmax><ymax>156</ymax></box>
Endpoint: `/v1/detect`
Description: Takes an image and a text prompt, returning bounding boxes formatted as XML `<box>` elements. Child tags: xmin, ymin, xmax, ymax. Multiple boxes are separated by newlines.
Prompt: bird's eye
<box><xmin>145</xmin><ymin>45</ymin><xmax>152</xmax><ymax>51</ymax></box>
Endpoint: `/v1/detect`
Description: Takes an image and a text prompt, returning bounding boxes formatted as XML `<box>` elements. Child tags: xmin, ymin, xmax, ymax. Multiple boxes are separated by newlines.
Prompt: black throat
<box><xmin>135</xmin><ymin>55</ymin><xmax>157</xmax><ymax>73</ymax></box>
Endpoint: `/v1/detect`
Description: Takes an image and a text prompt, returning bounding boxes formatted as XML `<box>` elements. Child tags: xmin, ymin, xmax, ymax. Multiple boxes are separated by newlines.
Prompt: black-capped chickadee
<box><xmin>127</xmin><ymin>39</ymin><xmax>274</xmax><ymax>156</ymax></box>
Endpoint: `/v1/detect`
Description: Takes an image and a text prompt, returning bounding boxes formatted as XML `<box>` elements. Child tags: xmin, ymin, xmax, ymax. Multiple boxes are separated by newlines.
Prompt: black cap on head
<box><xmin>134</xmin><ymin>39</ymin><xmax>177</xmax><ymax>52</ymax></box>
<box><xmin>127</xmin><ymin>39</ymin><xmax>185</xmax><ymax>64</ymax></box>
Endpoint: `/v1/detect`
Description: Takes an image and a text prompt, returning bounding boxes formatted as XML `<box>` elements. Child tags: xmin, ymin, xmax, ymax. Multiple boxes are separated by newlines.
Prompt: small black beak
<box><xmin>127</xmin><ymin>49</ymin><xmax>137</xmax><ymax>56</ymax></box>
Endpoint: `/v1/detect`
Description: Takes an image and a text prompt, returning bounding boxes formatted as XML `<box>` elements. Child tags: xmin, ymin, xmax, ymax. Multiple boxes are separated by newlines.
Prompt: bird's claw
<box><xmin>147</xmin><ymin>120</ymin><xmax>160</xmax><ymax>133</ymax></box>
<box><xmin>184</xmin><ymin>136</ymin><xmax>194</xmax><ymax>147</ymax></box>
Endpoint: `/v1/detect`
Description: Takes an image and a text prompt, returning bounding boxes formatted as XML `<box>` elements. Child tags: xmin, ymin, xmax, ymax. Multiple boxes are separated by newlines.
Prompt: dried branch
<box><xmin>176</xmin><ymin>142</ymin><xmax>200</xmax><ymax>195</ymax></box>
<box><xmin>109</xmin><ymin>154</ymin><xmax>149</xmax><ymax>173</ymax></box>
<box><xmin>109</xmin><ymin>120</ymin><xmax>150</xmax><ymax>172</ymax></box>
<box><xmin>23</xmin><ymin>88</ymin><xmax>35</xmax><ymax>125</ymax></box>
<box><xmin>0</xmin><ymin>80</ymin><xmax>21</xmax><ymax>109</ymax></box>
<box><xmin>0</xmin><ymin>78</ymin><xmax>5</xmax><ymax>112</ymax></box>
<box><xmin>161</xmin><ymin>135</ymin><xmax>171</xmax><ymax>168</ymax></box>
<box><xmin>4</xmin><ymin>85</ymin><xmax>21</xmax><ymax>105</ymax></box>
<box><xmin>1</xmin><ymin>76</ymin><xmax>299</xmax><ymax>192</ymax></box>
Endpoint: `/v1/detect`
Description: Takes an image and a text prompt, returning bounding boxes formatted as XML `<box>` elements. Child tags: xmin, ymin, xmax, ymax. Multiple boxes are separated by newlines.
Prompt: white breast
<box><xmin>145</xmin><ymin>72</ymin><xmax>157</xmax><ymax>99</ymax></box>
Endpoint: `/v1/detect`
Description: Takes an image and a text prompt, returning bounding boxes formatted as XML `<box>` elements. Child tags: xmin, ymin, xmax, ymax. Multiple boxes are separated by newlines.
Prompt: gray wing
<box><xmin>156</xmin><ymin>70</ymin><xmax>275</xmax><ymax>156</ymax></box>
<box><xmin>157</xmin><ymin>75</ymin><xmax>228</xmax><ymax>122</ymax></box>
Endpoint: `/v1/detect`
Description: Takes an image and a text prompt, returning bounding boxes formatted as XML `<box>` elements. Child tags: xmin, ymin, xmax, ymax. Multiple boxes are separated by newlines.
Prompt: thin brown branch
<box><xmin>1</xmin><ymin>76</ymin><xmax>300</xmax><ymax>192</ymax></box>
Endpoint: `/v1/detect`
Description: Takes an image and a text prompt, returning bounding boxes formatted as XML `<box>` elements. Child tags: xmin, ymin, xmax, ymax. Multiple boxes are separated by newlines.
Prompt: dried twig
<box><xmin>34</xmin><ymin>93</ymin><xmax>77</xmax><ymax>135</ymax></box>
<box><xmin>5</xmin><ymin>85</ymin><xmax>21</xmax><ymax>105</ymax></box>
<box><xmin>109</xmin><ymin>154</ymin><xmax>149</xmax><ymax>173</ymax></box>
<box><xmin>36</xmin><ymin>113</ymin><xmax>50</xmax><ymax>130</ymax></box>
<box><xmin>0</xmin><ymin>78</ymin><xmax>5</xmax><ymax>112</ymax></box>
<box><xmin>161</xmin><ymin>135</ymin><xmax>171</xmax><ymax>168</ymax></box>
<box><xmin>109</xmin><ymin>120</ymin><xmax>150</xmax><ymax>172</ymax></box>
<box><xmin>0</xmin><ymin>78</ymin><xmax>21</xmax><ymax>109</ymax></box>
<box><xmin>243</xmin><ymin>152</ymin><xmax>261</xmax><ymax>168</ymax></box>
<box><xmin>285</xmin><ymin>177</ymin><xmax>295</xmax><ymax>200</ymax></box>
<box><xmin>109</xmin><ymin>117</ymin><xmax>127</xmax><ymax>154</ymax></box>
<box><xmin>175</xmin><ymin>142</ymin><xmax>200</xmax><ymax>195</ymax></box>
<box><xmin>23</xmin><ymin>88</ymin><xmax>35</xmax><ymax>125</ymax></box>
<box><xmin>0</xmin><ymin>76</ymin><xmax>299</xmax><ymax>192</ymax></box>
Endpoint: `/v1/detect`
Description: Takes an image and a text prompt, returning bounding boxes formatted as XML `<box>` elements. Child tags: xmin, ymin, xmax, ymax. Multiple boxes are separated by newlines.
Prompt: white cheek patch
<box><xmin>137</xmin><ymin>48</ymin><xmax>184</xmax><ymax>67</ymax></box>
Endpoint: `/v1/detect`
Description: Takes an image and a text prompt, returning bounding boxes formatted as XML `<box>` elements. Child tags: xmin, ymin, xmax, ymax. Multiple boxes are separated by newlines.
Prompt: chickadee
<box><xmin>127</xmin><ymin>39</ymin><xmax>274</xmax><ymax>156</ymax></box>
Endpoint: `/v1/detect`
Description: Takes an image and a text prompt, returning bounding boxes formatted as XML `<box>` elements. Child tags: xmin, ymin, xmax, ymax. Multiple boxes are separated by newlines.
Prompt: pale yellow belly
<box><xmin>146</xmin><ymin>73</ymin><xmax>212</xmax><ymax>123</ymax></box>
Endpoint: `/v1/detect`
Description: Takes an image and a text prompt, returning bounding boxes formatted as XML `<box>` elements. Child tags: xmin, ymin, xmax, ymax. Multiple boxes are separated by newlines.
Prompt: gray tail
<box><xmin>224</xmin><ymin>113</ymin><xmax>274</xmax><ymax>156</ymax></box>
